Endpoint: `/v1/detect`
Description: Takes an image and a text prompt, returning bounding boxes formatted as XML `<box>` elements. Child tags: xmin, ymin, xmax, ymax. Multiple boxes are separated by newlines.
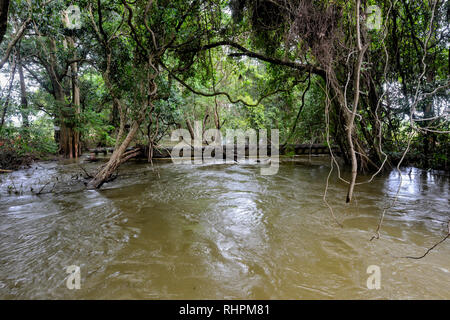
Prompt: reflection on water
<box><xmin>0</xmin><ymin>159</ymin><xmax>449</xmax><ymax>299</ymax></box>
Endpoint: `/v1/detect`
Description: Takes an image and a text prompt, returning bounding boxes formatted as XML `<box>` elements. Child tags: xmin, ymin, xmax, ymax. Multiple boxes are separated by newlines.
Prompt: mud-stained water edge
<box><xmin>0</xmin><ymin>157</ymin><xmax>449</xmax><ymax>299</ymax></box>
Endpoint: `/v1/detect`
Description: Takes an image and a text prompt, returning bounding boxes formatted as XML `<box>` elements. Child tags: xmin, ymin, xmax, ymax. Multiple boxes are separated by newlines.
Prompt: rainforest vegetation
<box><xmin>1</xmin><ymin>0</ymin><xmax>450</xmax><ymax>301</ymax></box>
<box><xmin>0</xmin><ymin>0</ymin><xmax>449</xmax><ymax>196</ymax></box>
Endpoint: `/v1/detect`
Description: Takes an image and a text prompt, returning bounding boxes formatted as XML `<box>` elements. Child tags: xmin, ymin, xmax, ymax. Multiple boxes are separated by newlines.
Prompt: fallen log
<box><xmin>0</xmin><ymin>169</ymin><xmax>13</xmax><ymax>173</ymax></box>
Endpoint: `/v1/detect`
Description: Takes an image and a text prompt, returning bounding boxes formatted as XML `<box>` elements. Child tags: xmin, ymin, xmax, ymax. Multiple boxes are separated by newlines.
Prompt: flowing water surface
<box><xmin>0</xmin><ymin>157</ymin><xmax>449</xmax><ymax>299</ymax></box>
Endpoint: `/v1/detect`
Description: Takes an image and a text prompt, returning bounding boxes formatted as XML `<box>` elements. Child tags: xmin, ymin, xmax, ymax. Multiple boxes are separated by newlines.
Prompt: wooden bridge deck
<box><xmin>89</xmin><ymin>144</ymin><xmax>341</xmax><ymax>158</ymax></box>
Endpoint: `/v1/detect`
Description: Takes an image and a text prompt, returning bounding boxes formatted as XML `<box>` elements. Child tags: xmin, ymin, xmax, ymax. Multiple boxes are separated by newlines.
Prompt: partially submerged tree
<box><xmin>86</xmin><ymin>0</ymin><xmax>214</xmax><ymax>188</ymax></box>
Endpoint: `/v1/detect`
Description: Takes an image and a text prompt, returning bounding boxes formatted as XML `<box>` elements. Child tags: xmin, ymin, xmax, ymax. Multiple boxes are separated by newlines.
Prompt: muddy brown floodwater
<box><xmin>0</xmin><ymin>157</ymin><xmax>449</xmax><ymax>299</ymax></box>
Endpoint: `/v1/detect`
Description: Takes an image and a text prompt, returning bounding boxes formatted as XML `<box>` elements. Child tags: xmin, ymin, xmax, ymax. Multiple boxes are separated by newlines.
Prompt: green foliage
<box><xmin>0</xmin><ymin>118</ymin><xmax>57</xmax><ymax>168</ymax></box>
<box><xmin>0</xmin><ymin>0</ymin><xmax>448</xmax><ymax>171</ymax></box>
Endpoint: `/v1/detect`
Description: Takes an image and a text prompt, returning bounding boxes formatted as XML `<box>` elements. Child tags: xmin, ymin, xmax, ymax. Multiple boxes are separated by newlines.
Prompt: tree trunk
<box><xmin>54</xmin><ymin>87</ymin><xmax>78</xmax><ymax>158</ymax></box>
<box><xmin>71</xmin><ymin>58</ymin><xmax>81</xmax><ymax>158</ymax></box>
<box><xmin>57</xmin><ymin>37</ymin><xmax>81</xmax><ymax>158</ymax></box>
<box><xmin>186</xmin><ymin>118</ymin><xmax>195</xmax><ymax>143</ymax></box>
<box><xmin>0</xmin><ymin>51</ymin><xmax>15</xmax><ymax>129</ymax></box>
<box><xmin>17</xmin><ymin>49</ymin><xmax>30</xmax><ymax>134</ymax></box>
<box><xmin>53</xmin><ymin>88</ymin><xmax>75</xmax><ymax>158</ymax></box>
<box><xmin>59</xmin><ymin>122</ymin><xmax>78</xmax><ymax>158</ymax></box>
<box><xmin>87</xmin><ymin>115</ymin><xmax>144</xmax><ymax>189</ymax></box>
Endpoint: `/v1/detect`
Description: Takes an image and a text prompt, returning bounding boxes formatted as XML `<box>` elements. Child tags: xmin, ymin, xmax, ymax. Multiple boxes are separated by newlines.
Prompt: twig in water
<box><xmin>403</xmin><ymin>221</ymin><xmax>450</xmax><ymax>259</ymax></box>
<box><xmin>78</xmin><ymin>164</ymin><xmax>94</xmax><ymax>179</ymax></box>
<box><xmin>36</xmin><ymin>181</ymin><xmax>50</xmax><ymax>195</ymax></box>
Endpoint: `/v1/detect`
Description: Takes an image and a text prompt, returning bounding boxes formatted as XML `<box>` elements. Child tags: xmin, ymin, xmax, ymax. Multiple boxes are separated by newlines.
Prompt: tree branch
<box><xmin>161</xmin><ymin>61</ymin><xmax>302</xmax><ymax>107</ymax></box>
<box><xmin>180</xmin><ymin>40</ymin><xmax>326</xmax><ymax>78</ymax></box>
<box><xmin>0</xmin><ymin>17</ymin><xmax>30</xmax><ymax>69</ymax></box>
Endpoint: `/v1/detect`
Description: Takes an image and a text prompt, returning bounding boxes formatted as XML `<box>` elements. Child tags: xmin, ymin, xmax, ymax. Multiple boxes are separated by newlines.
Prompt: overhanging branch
<box><xmin>179</xmin><ymin>40</ymin><xmax>326</xmax><ymax>78</ymax></box>
<box><xmin>161</xmin><ymin>61</ymin><xmax>303</xmax><ymax>107</ymax></box>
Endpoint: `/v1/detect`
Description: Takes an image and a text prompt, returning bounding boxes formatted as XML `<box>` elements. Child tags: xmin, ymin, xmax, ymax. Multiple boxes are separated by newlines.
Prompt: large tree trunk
<box><xmin>70</xmin><ymin>38</ymin><xmax>81</xmax><ymax>157</ymax></box>
<box><xmin>186</xmin><ymin>119</ymin><xmax>195</xmax><ymax>142</ymax></box>
<box><xmin>86</xmin><ymin>116</ymin><xmax>144</xmax><ymax>189</ymax></box>
<box><xmin>53</xmin><ymin>87</ymin><xmax>77</xmax><ymax>158</ymax></box>
<box><xmin>53</xmin><ymin>85</ymin><xmax>78</xmax><ymax>159</ymax></box>
<box><xmin>57</xmin><ymin>37</ymin><xmax>81</xmax><ymax>159</ymax></box>
<box><xmin>59</xmin><ymin>122</ymin><xmax>79</xmax><ymax>158</ymax></box>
